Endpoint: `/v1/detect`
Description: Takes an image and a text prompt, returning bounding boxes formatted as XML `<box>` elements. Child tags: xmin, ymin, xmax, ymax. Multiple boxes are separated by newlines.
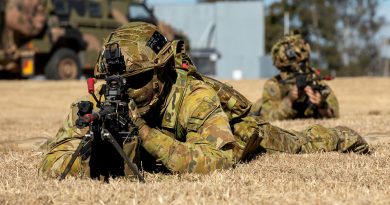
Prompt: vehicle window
<box><xmin>89</xmin><ymin>2</ymin><xmax>101</xmax><ymax>17</ymax></box>
<box><xmin>53</xmin><ymin>0</ymin><xmax>69</xmax><ymax>15</ymax></box>
<box><xmin>128</xmin><ymin>4</ymin><xmax>152</xmax><ymax>20</ymax></box>
<box><xmin>69</xmin><ymin>0</ymin><xmax>86</xmax><ymax>16</ymax></box>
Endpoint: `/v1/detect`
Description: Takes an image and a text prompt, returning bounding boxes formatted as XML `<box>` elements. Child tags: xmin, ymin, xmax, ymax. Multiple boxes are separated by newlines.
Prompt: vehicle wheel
<box><xmin>45</xmin><ymin>48</ymin><xmax>81</xmax><ymax>80</ymax></box>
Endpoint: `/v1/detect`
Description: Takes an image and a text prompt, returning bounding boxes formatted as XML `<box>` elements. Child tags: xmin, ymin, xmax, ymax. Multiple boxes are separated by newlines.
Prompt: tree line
<box><xmin>202</xmin><ymin>0</ymin><xmax>386</xmax><ymax>76</ymax></box>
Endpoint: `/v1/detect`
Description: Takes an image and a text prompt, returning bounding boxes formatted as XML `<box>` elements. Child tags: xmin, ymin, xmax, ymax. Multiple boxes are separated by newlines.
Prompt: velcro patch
<box><xmin>186</xmin><ymin>96</ymin><xmax>219</xmax><ymax>131</ymax></box>
<box><xmin>146</xmin><ymin>31</ymin><xmax>168</xmax><ymax>54</ymax></box>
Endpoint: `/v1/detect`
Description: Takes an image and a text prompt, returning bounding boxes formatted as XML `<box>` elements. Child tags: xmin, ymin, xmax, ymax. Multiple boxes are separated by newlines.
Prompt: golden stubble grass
<box><xmin>0</xmin><ymin>77</ymin><xmax>389</xmax><ymax>205</ymax></box>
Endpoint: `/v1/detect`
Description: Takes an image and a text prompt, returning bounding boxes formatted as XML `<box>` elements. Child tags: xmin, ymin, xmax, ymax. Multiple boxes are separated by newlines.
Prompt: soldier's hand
<box><xmin>304</xmin><ymin>86</ymin><xmax>322</xmax><ymax>106</ymax></box>
<box><xmin>128</xmin><ymin>99</ymin><xmax>145</xmax><ymax>127</ymax></box>
<box><xmin>287</xmin><ymin>85</ymin><xmax>299</xmax><ymax>102</ymax></box>
<box><xmin>128</xmin><ymin>99</ymin><xmax>150</xmax><ymax>140</ymax></box>
<box><xmin>283</xmin><ymin>85</ymin><xmax>299</xmax><ymax>108</ymax></box>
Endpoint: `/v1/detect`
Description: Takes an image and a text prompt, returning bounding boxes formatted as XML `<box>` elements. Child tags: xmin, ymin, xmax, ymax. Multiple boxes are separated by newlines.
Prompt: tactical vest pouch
<box><xmin>232</xmin><ymin>116</ymin><xmax>268</xmax><ymax>161</ymax></box>
<box><xmin>170</xmin><ymin>40</ymin><xmax>252</xmax><ymax>127</ymax></box>
<box><xmin>202</xmin><ymin>75</ymin><xmax>252</xmax><ymax>121</ymax></box>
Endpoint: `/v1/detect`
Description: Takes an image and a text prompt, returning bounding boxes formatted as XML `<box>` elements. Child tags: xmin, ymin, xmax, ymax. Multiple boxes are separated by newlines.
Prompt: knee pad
<box><xmin>302</xmin><ymin>124</ymin><xmax>339</xmax><ymax>153</ymax></box>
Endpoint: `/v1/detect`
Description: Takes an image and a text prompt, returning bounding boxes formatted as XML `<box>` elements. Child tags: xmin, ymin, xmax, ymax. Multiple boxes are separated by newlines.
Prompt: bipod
<box><xmin>101</xmin><ymin>129</ymin><xmax>145</xmax><ymax>183</ymax></box>
<box><xmin>59</xmin><ymin>129</ymin><xmax>145</xmax><ymax>183</ymax></box>
<box><xmin>59</xmin><ymin>132</ymin><xmax>93</xmax><ymax>181</ymax></box>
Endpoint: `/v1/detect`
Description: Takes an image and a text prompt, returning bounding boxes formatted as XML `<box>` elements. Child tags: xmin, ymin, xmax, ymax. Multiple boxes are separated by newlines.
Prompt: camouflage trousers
<box><xmin>38</xmin><ymin>115</ymin><xmax>369</xmax><ymax>178</ymax></box>
<box><xmin>233</xmin><ymin>116</ymin><xmax>369</xmax><ymax>161</ymax></box>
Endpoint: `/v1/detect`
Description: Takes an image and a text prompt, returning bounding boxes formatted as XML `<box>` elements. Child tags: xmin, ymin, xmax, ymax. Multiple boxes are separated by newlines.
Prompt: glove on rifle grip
<box><xmin>128</xmin><ymin>99</ymin><xmax>145</xmax><ymax>129</ymax></box>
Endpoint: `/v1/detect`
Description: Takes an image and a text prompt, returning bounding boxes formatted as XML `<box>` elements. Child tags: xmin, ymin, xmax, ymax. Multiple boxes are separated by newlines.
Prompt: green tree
<box><xmin>265</xmin><ymin>0</ymin><xmax>384</xmax><ymax>76</ymax></box>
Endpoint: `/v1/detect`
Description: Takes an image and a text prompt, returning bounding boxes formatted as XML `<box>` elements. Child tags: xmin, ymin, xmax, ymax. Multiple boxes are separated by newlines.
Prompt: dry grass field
<box><xmin>0</xmin><ymin>77</ymin><xmax>389</xmax><ymax>205</ymax></box>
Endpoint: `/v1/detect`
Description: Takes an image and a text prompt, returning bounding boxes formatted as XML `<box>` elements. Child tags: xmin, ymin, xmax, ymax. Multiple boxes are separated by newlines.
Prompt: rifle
<box><xmin>59</xmin><ymin>43</ymin><xmax>145</xmax><ymax>183</ymax></box>
<box><xmin>295</xmin><ymin>69</ymin><xmax>332</xmax><ymax>94</ymax></box>
<box><xmin>281</xmin><ymin>68</ymin><xmax>334</xmax><ymax>115</ymax></box>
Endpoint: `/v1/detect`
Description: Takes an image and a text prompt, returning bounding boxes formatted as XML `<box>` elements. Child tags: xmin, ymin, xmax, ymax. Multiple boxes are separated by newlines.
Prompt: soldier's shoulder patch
<box><xmin>192</xmin><ymin>96</ymin><xmax>219</xmax><ymax>119</ymax></box>
<box><xmin>263</xmin><ymin>79</ymin><xmax>282</xmax><ymax>100</ymax></box>
<box><xmin>186</xmin><ymin>96</ymin><xmax>220</xmax><ymax>132</ymax></box>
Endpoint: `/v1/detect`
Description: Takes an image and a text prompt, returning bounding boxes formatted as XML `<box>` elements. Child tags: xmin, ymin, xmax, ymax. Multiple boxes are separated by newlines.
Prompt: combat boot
<box><xmin>332</xmin><ymin>126</ymin><xmax>370</xmax><ymax>154</ymax></box>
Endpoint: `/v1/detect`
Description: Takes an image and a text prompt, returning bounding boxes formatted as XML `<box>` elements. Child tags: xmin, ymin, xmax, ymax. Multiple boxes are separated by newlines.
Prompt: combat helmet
<box><xmin>95</xmin><ymin>22</ymin><xmax>175</xmax><ymax>77</ymax></box>
<box><xmin>271</xmin><ymin>33</ymin><xmax>311</xmax><ymax>72</ymax></box>
<box><xmin>95</xmin><ymin>22</ymin><xmax>176</xmax><ymax>115</ymax></box>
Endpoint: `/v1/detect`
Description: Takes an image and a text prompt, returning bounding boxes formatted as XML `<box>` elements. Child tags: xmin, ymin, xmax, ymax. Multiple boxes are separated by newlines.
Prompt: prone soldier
<box><xmin>251</xmin><ymin>33</ymin><xmax>339</xmax><ymax>121</ymax></box>
<box><xmin>38</xmin><ymin>22</ymin><xmax>369</xmax><ymax>179</ymax></box>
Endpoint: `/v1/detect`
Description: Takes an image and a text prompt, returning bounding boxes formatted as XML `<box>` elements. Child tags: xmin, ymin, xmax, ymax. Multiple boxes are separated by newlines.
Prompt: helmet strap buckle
<box><xmin>152</xmin><ymin>69</ymin><xmax>160</xmax><ymax>92</ymax></box>
<box><xmin>153</xmin><ymin>81</ymin><xmax>159</xmax><ymax>92</ymax></box>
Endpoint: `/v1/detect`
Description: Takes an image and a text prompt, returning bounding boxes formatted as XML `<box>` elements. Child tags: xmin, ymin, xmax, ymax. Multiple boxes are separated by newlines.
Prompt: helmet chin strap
<box><xmin>139</xmin><ymin>69</ymin><xmax>163</xmax><ymax>116</ymax></box>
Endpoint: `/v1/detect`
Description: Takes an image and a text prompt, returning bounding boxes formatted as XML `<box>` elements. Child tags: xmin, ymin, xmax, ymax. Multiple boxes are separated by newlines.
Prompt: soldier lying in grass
<box><xmin>39</xmin><ymin>22</ymin><xmax>369</xmax><ymax>180</ymax></box>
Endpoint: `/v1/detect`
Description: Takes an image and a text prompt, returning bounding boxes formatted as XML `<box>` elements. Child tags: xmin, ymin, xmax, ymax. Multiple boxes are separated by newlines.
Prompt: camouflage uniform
<box><xmin>251</xmin><ymin>33</ymin><xmax>339</xmax><ymax>121</ymax></box>
<box><xmin>38</xmin><ymin>23</ymin><xmax>369</xmax><ymax>178</ymax></box>
<box><xmin>251</xmin><ymin>74</ymin><xmax>339</xmax><ymax>121</ymax></box>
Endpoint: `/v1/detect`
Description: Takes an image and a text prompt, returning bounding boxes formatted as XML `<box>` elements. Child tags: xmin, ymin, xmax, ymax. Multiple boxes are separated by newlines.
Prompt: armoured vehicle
<box><xmin>0</xmin><ymin>0</ymin><xmax>188</xmax><ymax>79</ymax></box>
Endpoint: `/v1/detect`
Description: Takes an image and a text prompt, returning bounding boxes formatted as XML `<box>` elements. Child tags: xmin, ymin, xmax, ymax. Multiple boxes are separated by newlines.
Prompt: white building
<box><xmin>152</xmin><ymin>1</ymin><xmax>277</xmax><ymax>79</ymax></box>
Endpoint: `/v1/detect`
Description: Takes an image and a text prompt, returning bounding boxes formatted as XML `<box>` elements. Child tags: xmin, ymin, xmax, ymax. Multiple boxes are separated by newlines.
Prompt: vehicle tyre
<box><xmin>44</xmin><ymin>48</ymin><xmax>81</xmax><ymax>80</ymax></box>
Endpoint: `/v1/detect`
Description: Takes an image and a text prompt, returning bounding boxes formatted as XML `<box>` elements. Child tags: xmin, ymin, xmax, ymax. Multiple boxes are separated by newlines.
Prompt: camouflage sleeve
<box><xmin>321</xmin><ymin>86</ymin><xmax>340</xmax><ymax>118</ymax></box>
<box><xmin>38</xmin><ymin>88</ymin><xmax>104</xmax><ymax>178</ymax></box>
<box><xmin>38</xmin><ymin>99</ymin><xmax>89</xmax><ymax>178</ymax></box>
<box><xmin>259</xmin><ymin>79</ymin><xmax>297</xmax><ymax>121</ymax></box>
<box><xmin>141</xmin><ymin>83</ymin><xmax>236</xmax><ymax>174</ymax></box>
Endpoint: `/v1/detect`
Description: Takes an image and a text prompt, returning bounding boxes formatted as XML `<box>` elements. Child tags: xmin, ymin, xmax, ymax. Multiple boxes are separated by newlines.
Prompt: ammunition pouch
<box><xmin>232</xmin><ymin>116</ymin><xmax>268</xmax><ymax>161</ymax></box>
